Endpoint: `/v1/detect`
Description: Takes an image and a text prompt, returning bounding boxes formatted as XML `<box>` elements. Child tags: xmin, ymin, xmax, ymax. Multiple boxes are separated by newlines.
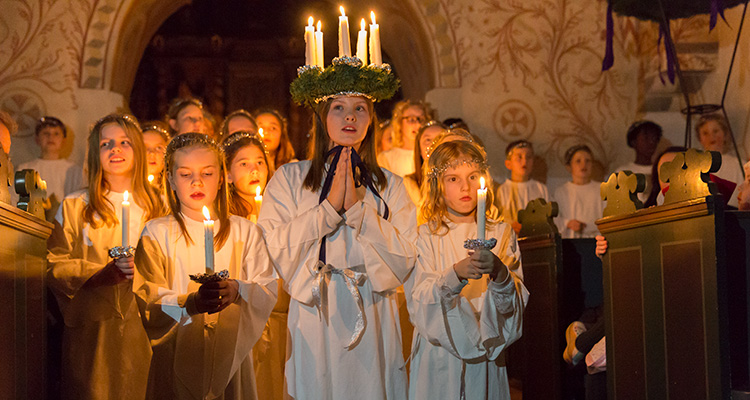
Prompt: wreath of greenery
<box><xmin>290</xmin><ymin>62</ymin><xmax>400</xmax><ymax>107</ymax></box>
<box><xmin>611</xmin><ymin>0</ymin><xmax>746</xmax><ymax>21</ymax></box>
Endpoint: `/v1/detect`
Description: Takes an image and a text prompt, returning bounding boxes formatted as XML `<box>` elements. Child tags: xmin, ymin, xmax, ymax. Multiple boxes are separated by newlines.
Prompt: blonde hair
<box><xmin>84</xmin><ymin>114</ymin><xmax>165</xmax><ymax>228</ymax></box>
<box><xmin>696</xmin><ymin>113</ymin><xmax>730</xmax><ymax>151</ymax></box>
<box><xmin>419</xmin><ymin>140</ymin><xmax>495</xmax><ymax>235</ymax></box>
<box><xmin>391</xmin><ymin>100</ymin><xmax>431</xmax><ymax>148</ymax></box>
<box><xmin>164</xmin><ymin>133</ymin><xmax>230</xmax><ymax>249</ymax></box>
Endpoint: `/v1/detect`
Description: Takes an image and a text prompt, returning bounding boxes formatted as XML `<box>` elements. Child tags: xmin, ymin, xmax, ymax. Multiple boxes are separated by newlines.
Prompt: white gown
<box><xmin>495</xmin><ymin>179</ymin><xmax>550</xmax><ymax>225</ymax></box>
<box><xmin>258</xmin><ymin>160</ymin><xmax>418</xmax><ymax>400</ymax></box>
<box><xmin>377</xmin><ymin>147</ymin><xmax>415</xmax><ymax>177</ymax></box>
<box><xmin>134</xmin><ymin>214</ymin><xmax>278</xmax><ymax>400</ymax></box>
<box><xmin>553</xmin><ymin>181</ymin><xmax>604</xmax><ymax>238</ymax></box>
<box><xmin>405</xmin><ymin>220</ymin><xmax>528</xmax><ymax>400</ymax></box>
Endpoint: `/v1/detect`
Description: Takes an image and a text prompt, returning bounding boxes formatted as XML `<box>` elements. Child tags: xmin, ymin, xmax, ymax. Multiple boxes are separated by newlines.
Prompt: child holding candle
<box><xmin>221</xmin><ymin>130</ymin><xmax>290</xmax><ymax>400</ymax></box>
<box><xmin>47</xmin><ymin>114</ymin><xmax>164</xmax><ymax>400</ymax></box>
<box><xmin>134</xmin><ymin>132</ymin><xmax>277</xmax><ymax>399</ymax></box>
<box><xmin>263</xmin><ymin>48</ymin><xmax>415</xmax><ymax>398</ymax></box>
<box><xmin>252</xmin><ymin>108</ymin><xmax>297</xmax><ymax>170</ymax></box>
<box><xmin>554</xmin><ymin>144</ymin><xmax>604</xmax><ymax>238</ymax></box>
<box><xmin>406</xmin><ymin>139</ymin><xmax>528</xmax><ymax>400</ymax></box>
<box><xmin>142</xmin><ymin>122</ymin><xmax>170</xmax><ymax>190</ymax></box>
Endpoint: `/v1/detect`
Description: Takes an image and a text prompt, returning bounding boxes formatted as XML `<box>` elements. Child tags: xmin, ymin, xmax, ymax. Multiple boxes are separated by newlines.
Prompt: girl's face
<box><xmin>698</xmin><ymin>120</ymin><xmax>726</xmax><ymax>152</ymax></box>
<box><xmin>169</xmin><ymin>146</ymin><xmax>221</xmax><ymax>220</ymax></box>
<box><xmin>99</xmin><ymin>123</ymin><xmax>135</xmax><ymax>179</ymax></box>
<box><xmin>419</xmin><ymin>126</ymin><xmax>445</xmax><ymax>160</ymax></box>
<box><xmin>143</xmin><ymin>130</ymin><xmax>167</xmax><ymax>176</ymax></box>
<box><xmin>442</xmin><ymin>161</ymin><xmax>481</xmax><ymax>221</ymax></box>
<box><xmin>171</xmin><ymin>105</ymin><xmax>205</xmax><ymax>135</ymax></box>
<box><xmin>255</xmin><ymin>113</ymin><xmax>282</xmax><ymax>153</ymax></box>
<box><xmin>380</xmin><ymin>125</ymin><xmax>393</xmax><ymax>152</ymax></box>
<box><xmin>400</xmin><ymin>105</ymin><xmax>426</xmax><ymax>148</ymax></box>
<box><xmin>505</xmin><ymin>147</ymin><xmax>534</xmax><ymax>181</ymax></box>
<box><xmin>227</xmin><ymin>144</ymin><xmax>268</xmax><ymax>198</ymax></box>
<box><xmin>227</xmin><ymin>116</ymin><xmax>257</xmax><ymax>136</ymax></box>
<box><xmin>326</xmin><ymin>96</ymin><xmax>371</xmax><ymax>150</ymax></box>
<box><xmin>567</xmin><ymin>150</ymin><xmax>592</xmax><ymax>183</ymax></box>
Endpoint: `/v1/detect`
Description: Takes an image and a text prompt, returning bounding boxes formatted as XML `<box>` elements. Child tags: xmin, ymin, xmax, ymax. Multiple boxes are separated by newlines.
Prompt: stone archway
<box><xmin>104</xmin><ymin>0</ymin><xmax>460</xmax><ymax>103</ymax></box>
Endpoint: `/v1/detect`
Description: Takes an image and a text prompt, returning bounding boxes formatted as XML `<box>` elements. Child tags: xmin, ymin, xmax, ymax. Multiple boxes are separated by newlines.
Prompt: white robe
<box><xmin>258</xmin><ymin>160</ymin><xmax>418</xmax><ymax>400</ymax></box>
<box><xmin>377</xmin><ymin>147</ymin><xmax>415</xmax><ymax>177</ymax></box>
<box><xmin>134</xmin><ymin>215</ymin><xmax>278</xmax><ymax>400</ymax></box>
<box><xmin>405</xmin><ymin>221</ymin><xmax>528</xmax><ymax>400</ymax></box>
<box><xmin>495</xmin><ymin>179</ymin><xmax>550</xmax><ymax>225</ymax></box>
<box><xmin>553</xmin><ymin>181</ymin><xmax>604</xmax><ymax>238</ymax></box>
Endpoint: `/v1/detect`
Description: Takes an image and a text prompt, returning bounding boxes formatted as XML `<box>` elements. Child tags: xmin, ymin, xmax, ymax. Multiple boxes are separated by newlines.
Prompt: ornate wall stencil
<box><xmin>493</xmin><ymin>99</ymin><xmax>536</xmax><ymax>141</ymax></box>
<box><xmin>0</xmin><ymin>89</ymin><xmax>46</xmax><ymax>138</ymax></box>
<box><xmin>80</xmin><ymin>0</ymin><xmax>127</xmax><ymax>89</ymax></box>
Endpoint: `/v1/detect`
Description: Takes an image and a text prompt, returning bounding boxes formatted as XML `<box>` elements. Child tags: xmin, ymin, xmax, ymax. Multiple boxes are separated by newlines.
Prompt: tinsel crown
<box><xmin>290</xmin><ymin>57</ymin><xmax>400</xmax><ymax>107</ymax></box>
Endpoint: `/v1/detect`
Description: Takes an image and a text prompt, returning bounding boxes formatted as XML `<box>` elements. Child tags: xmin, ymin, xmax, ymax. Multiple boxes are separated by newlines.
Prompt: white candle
<box><xmin>122</xmin><ymin>190</ymin><xmax>130</xmax><ymax>247</ymax></box>
<box><xmin>356</xmin><ymin>18</ymin><xmax>368</xmax><ymax>65</ymax></box>
<box><xmin>202</xmin><ymin>206</ymin><xmax>214</xmax><ymax>273</ymax></box>
<box><xmin>338</xmin><ymin>6</ymin><xmax>351</xmax><ymax>57</ymax></box>
<box><xmin>254</xmin><ymin>186</ymin><xmax>263</xmax><ymax>223</ymax></box>
<box><xmin>369</xmin><ymin>11</ymin><xmax>382</xmax><ymax>65</ymax></box>
<box><xmin>305</xmin><ymin>16</ymin><xmax>316</xmax><ymax>66</ymax></box>
<box><xmin>477</xmin><ymin>177</ymin><xmax>487</xmax><ymax>240</ymax></box>
<box><xmin>315</xmin><ymin>21</ymin><xmax>324</xmax><ymax>68</ymax></box>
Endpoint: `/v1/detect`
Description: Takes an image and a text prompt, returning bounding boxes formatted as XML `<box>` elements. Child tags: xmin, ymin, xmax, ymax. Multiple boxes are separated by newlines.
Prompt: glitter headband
<box><xmin>142</xmin><ymin>124</ymin><xmax>171</xmax><ymax>139</ymax></box>
<box><xmin>427</xmin><ymin>157</ymin><xmax>488</xmax><ymax>181</ymax></box>
<box><xmin>93</xmin><ymin>114</ymin><xmax>142</xmax><ymax>132</ymax></box>
<box><xmin>425</xmin><ymin>128</ymin><xmax>477</xmax><ymax>159</ymax></box>
<box><xmin>564</xmin><ymin>144</ymin><xmax>592</xmax><ymax>165</ymax></box>
<box><xmin>221</xmin><ymin>130</ymin><xmax>270</xmax><ymax>158</ymax></box>
<box><xmin>505</xmin><ymin>140</ymin><xmax>531</xmax><ymax>159</ymax></box>
<box><xmin>165</xmin><ymin>133</ymin><xmax>224</xmax><ymax>171</ymax></box>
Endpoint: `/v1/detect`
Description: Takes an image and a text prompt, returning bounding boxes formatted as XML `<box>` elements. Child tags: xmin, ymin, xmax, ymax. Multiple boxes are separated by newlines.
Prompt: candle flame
<box><xmin>148</xmin><ymin>174</ymin><xmax>154</xmax><ymax>183</ymax></box>
<box><xmin>317</xmin><ymin>20</ymin><xmax>321</xmax><ymax>31</ymax></box>
<box><xmin>41</xmin><ymin>179</ymin><xmax>47</xmax><ymax>190</ymax></box>
<box><xmin>340</xmin><ymin>6</ymin><xmax>345</xmax><ymax>16</ymax></box>
<box><xmin>361</xmin><ymin>18</ymin><xmax>366</xmax><ymax>30</ymax></box>
<box><xmin>370</xmin><ymin>11</ymin><xmax>376</xmax><ymax>25</ymax></box>
<box><xmin>202</xmin><ymin>205</ymin><xmax>211</xmax><ymax>221</ymax></box>
<box><xmin>480</xmin><ymin>177</ymin><xmax>486</xmax><ymax>190</ymax></box>
<box><xmin>256</xmin><ymin>186</ymin><xmax>262</xmax><ymax>197</ymax></box>
<box><xmin>258</xmin><ymin>127</ymin><xmax>264</xmax><ymax>138</ymax></box>
<box><xmin>123</xmin><ymin>190</ymin><xmax>129</xmax><ymax>202</ymax></box>
<box><xmin>308</xmin><ymin>16</ymin><xmax>314</xmax><ymax>26</ymax></box>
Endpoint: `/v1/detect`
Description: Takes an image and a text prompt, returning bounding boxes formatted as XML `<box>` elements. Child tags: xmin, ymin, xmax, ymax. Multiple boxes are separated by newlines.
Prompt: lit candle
<box><xmin>258</xmin><ymin>127</ymin><xmax>264</xmax><ymax>138</ymax></box>
<box><xmin>148</xmin><ymin>174</ymin><xmax>154</xmax><ymax>185</ymax></box>
<box><xmin>356</xmin><ymin>18</ymin><xmax>368</xmax><ymax>65</ymax></box>
<box><xmin>122</xmin><ymin>190</ymin><xmax>130</xmax><ymax>247</ymax></box>
<box><xmin>254</xmin><ymin>186</ymin><xmax>263</xmax><ymax>223</ymax></box>
<box><xmin>477</xmin><ymin>177</ymin><xmax>487</xmax><ymax>240</ymax></box>
<box><xmin>338</xmin><ymin>6</ymin><xmax>351</xmax><ymax>57</ymax></box>
<box><xmin>305</xmin><ymin>16</ymin><xmax>316</xmax><ymax>66</ymax></box>
<box><xmin>315</xmin><ymin>20</ymin><xmax>324</xmax><ymax>68</ymax></box>
<box><xmin>202</xmin><ymin>206</ymin><xmax>214</xmax><ymax>273</ymax></box>
<box><xmin>369</xmin><ymin>11</ymin><xmax>382</xmax><ymax>65</ymax></box>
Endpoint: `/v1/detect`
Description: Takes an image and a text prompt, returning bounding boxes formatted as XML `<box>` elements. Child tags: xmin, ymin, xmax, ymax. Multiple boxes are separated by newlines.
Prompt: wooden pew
<box><xmin>511</xmin><ymin>199</ymin><xmax>604</xmax><ymax>400</ymax></box>
<box><xmin>596</xmin><ymin>149</ymin><xmax>747</xmax><ymax>399</ymax></box>
<box><xmin>0</xmin><ymin>158</ymin><xmax>53</xmax><ymax>400</ymax></box>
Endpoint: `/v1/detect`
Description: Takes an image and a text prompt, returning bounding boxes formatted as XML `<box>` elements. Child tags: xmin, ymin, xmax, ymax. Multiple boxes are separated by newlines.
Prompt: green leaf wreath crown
<box><xmin>290</xmin><ymin>57</ymin><xmax>400</xmax><ymax>107</ymax></box>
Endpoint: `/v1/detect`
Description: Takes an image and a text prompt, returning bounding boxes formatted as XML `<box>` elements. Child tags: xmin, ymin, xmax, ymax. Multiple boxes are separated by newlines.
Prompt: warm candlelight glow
<box><xmin>340</xmin><ymin>5</ymin><xmax>345</xmax><ymax>16</ymax></box>
<box><xmin>123</xmin><ymin>190</ymin><xmax>129</xmax><ymax>203</ymax></box>
<box><xmin>256</xmin><ymin>186</ymin><xmax>262</xmax><ymax>197</ymax></box>
<box><xmin>361</xmin><ymin>18</ymin><xmax>365</xmax><ymax>30</ymax></box>
<box><xmin>371</xmin><ymin>11</ymin><xmax>376</xmax><ymax>25</ymax></box>
<box><xmin>308</xmin><ymin>16</ymin><xmax>314</xmax><ymax>26</ymax></box>
<box><xmin>317</xmin><ymin>20</ymin><xmax>322</xmax><ymax>31</ymax></box>
<box><xmin>480</xmin><ymin>177</ymin><xmax>486</xmax><ymax>190</ymax></box>
<box><xmin>202</xmin><ymin>205</ymin><xmax>211</xmax><ymax>221</ymax></box>
<box><xmin>148</xmin><ymin>174</ymin><xmax>154</xmax><ymax>184</ymax></box>
<box><xmin>258</xmin><ymin>127</ymin><xmax>264</xmax><ymax>138</ymax></box>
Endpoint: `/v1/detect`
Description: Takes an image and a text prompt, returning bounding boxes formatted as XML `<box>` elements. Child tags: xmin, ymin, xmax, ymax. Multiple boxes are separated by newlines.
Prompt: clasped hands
<box><xmin>453</xmin><ymin>249</ymin><xmax>510</xmax><ymax>283</ymax></box>
<box><xmin>195</xmin><ymin>279</ymin><xmax>240</xmax><ymax>314</ymax></box>
<box><xmin>327</xmin><ymin>147</ymin><xmax>365</xmax><ymax>213</ymax></box>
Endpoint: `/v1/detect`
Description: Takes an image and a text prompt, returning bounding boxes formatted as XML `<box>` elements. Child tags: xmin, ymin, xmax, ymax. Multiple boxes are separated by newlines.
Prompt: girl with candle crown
<box><xmin>406</xmin><ymin>139</ymin><xmax>528</xmax><ymax>400</ymax></box>
<box><xmin>133</xmin><ymin>132</ymin><xmax>277</xmax><ymax>399</ymax></box>
<box><xmin>47</xmin><ymin>113</ymin><xmax>164</xmax><ymax>400</ymax></box>
<box><xmin>260</xmin><ymin>17</ymin><xmax>416</xmax><ymax>398</ymax></box>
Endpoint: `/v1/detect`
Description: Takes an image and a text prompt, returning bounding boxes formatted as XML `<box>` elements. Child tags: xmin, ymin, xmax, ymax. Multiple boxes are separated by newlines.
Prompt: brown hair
<box><xmin>391</xmin><ymin>100</ymin><xmax>431</xmax><ymax>148</ymax></box>
<box><xmin>83</xmin><ymin>114</ymin><xmax>165</xmax><ymax>228</ymax></box>
<box><xmin>253</xmin><ymin>108</ymin><xmax>296</xmax><ymax>168</ymax></box>
<box><xmin>405</xmin><ymin>120</ymin><xmax>446</xmax><ymax>188</ymax></box>
<box><xmin>419</xmin><ymin>140</ymin><xmax>495</xmax><ymax>235</ymax></box>
<box><xmin>164</xmin><ymin>133</ymin><xmax>230</xmax><ymax>250</ymax></box>
<box><xmin>219</xmin><ymin>109</ymin><xmax>258</xmax><ymax>140</ymax></box>
<box><xmin>222</xmin><ymin>131</ymin><xmax>274</xmax><ymax>218</ymax></box>
<box><xmin>303</xmin><ymin>96</ymin><xmax>386</xmax><ymax>192</ymax></box>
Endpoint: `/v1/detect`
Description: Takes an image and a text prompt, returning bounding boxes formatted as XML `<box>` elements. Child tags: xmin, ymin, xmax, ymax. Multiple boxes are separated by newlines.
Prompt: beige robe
<box><xmin>47</xmin><ymin>190</ymin><xmax>151</xmax><ymax>400</ymax></box>
<box><xmin>134</xmin><ymin>214</ymin><xmax>277</xmax><ymax>400</ymax></box>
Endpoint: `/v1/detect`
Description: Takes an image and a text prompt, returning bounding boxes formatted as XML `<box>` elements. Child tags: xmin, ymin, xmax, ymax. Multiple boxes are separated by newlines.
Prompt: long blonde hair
<box><xmin>419</xmin><ymin>140</ymin><xmax>495</xmax><ymax>235</ymax></box>
<box><xmin>391</xmin><ymin>99</ymin><xmax>431</xmax><ymax>148</ymax></box>
<box><xmin>83</xmin><ymin>114</ymin><xmax>164</xmax><ymax>228</ymax></box>
<box><xmin>164</xmin><ymin>133</ymin><xmax>231</xmax><ymax>249</ymax></box>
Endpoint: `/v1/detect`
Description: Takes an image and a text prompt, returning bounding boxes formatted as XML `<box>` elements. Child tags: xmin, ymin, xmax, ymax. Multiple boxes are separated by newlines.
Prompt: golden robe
<box><xmin>47</xmin><ymin>190</ymin><xmax>152</xmax><ymax>400</ymax></box>
<box><xmin>134</xmin><ymin>214</ymin><xmax>277</xmax><ymax>400</ymax></box>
